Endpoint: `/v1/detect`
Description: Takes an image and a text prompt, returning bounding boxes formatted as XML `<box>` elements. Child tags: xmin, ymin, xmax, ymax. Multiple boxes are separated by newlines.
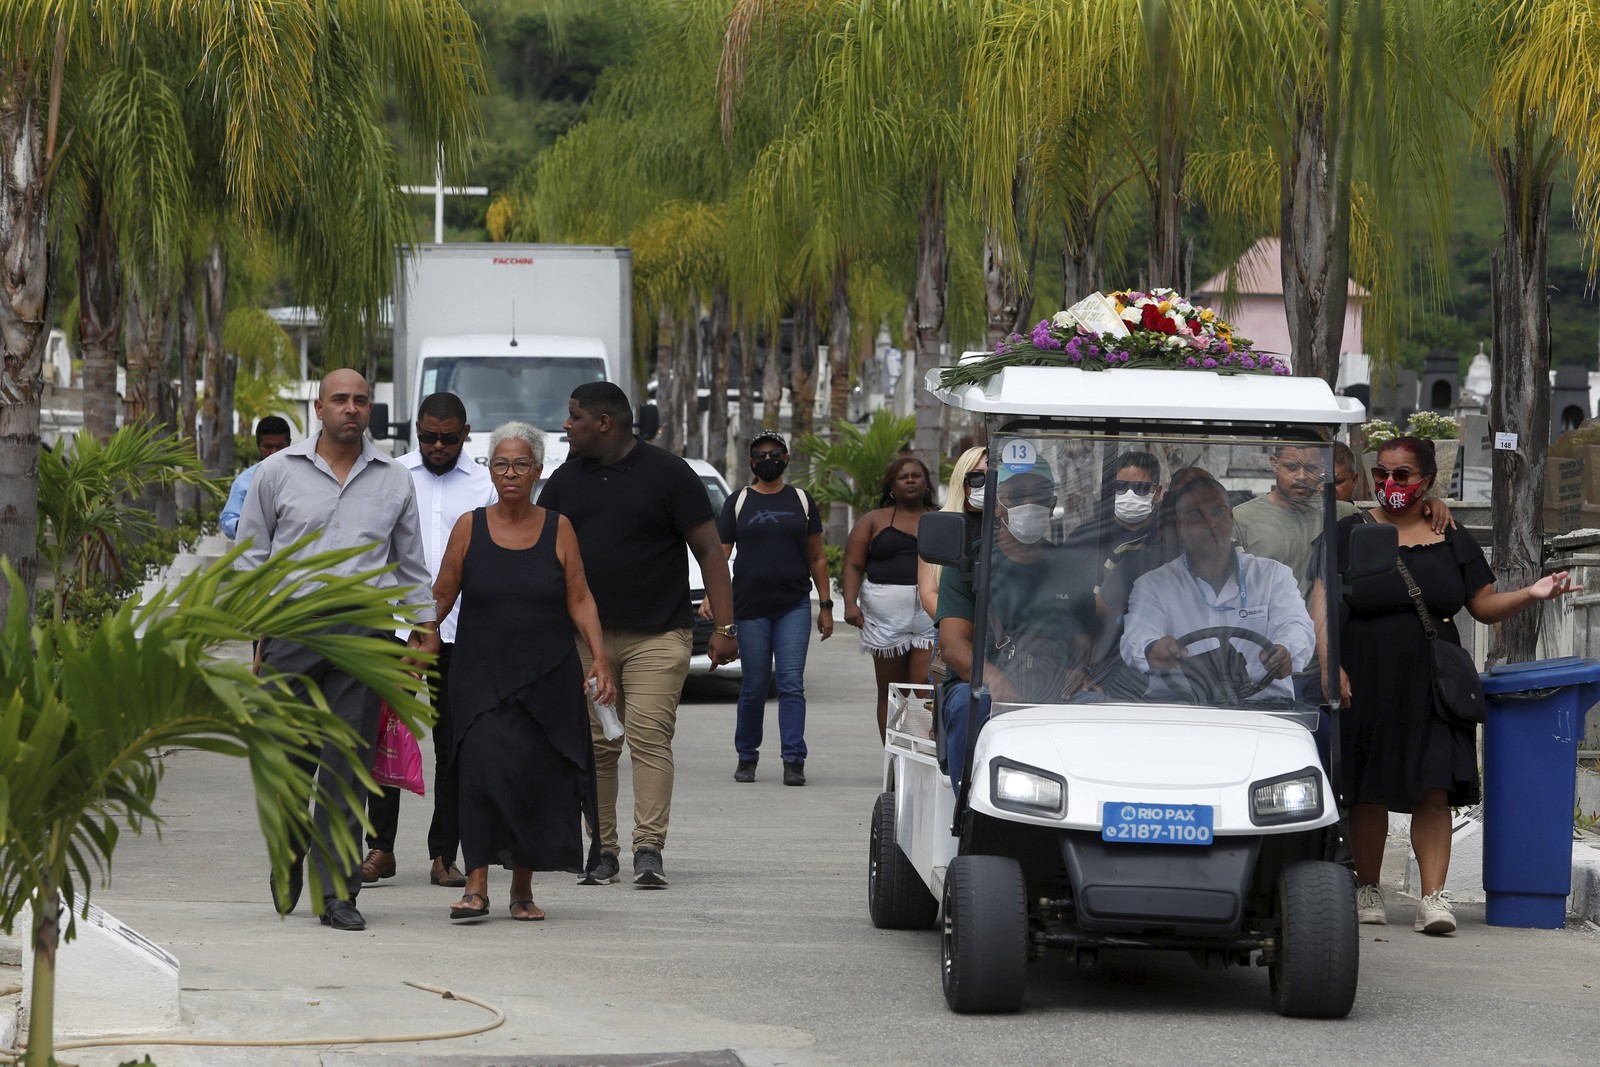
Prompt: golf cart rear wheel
<box><xmin>1268</xmin><ymin>859</ymin><xmax>1359</xmax><ymax>1018</ymax></box>
<box><xmin>868</xmin><ymin>792</ymin><xmax>938</xmax><ymax>929</ymax></box>
<box><xmin>941</xmin><ymin>854</ymin><xmax>1028</xmax><ymax>1013</ymax></box>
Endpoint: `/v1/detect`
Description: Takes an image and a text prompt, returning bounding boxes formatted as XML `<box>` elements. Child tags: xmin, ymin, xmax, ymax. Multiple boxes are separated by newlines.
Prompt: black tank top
<box><xmin>450</xmin><ymin>507</ymin><xmax>575</xmax><ymax>743</ymax></box>
<box><xmin>866</xmin><ymin>522</ymin><xmax>919</xmax><ymax>585</ymax></box>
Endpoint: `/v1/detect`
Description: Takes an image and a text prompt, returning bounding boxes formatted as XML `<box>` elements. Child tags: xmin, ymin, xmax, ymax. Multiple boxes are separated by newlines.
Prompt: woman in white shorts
<box><xmin>842</xmin><ymin>457</ymin><xmax>938</xmax><ymax>740</ymax></box>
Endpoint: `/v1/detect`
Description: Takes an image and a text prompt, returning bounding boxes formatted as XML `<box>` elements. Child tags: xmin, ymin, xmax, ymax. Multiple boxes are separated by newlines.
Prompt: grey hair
<box><xmin>487</xmin><ymin>421</ymin><xmax>546</xmax><ymax>465</ymax></box>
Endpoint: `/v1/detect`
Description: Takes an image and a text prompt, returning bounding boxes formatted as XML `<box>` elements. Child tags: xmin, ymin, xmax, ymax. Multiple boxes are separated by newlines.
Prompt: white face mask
<box><xmin>967</xmin><ymin>485</ymin><xmax>986</xmax><ymax>511</ymax></box>
<box><xmin>1114</xmin><ymin>489</ymin><xmax>1154</xmax><ymax>525</ymax></box>
<box><xmin>1002</xmin><ymin>503</ymin><xmax>1051</xmax><ymax>544</ymax></box>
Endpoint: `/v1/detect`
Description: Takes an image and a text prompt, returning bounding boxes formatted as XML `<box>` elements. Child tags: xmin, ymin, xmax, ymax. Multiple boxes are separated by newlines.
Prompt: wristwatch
<box><xmin>713</xmin><ymin>622</ymin><xmax>739</xmax><ymax>638</ymax></box>
<box><xmin>817</xmin><ymin>600</ymin><xmax>834</xmax><ymax>610</ymax></box>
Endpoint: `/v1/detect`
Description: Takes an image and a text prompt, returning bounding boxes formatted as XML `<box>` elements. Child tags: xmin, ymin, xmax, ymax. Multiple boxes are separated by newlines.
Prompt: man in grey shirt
<box><xmin>235</xmin><ymin>368</ymin><xmax>438</xmax><ymax>932</ymax></box>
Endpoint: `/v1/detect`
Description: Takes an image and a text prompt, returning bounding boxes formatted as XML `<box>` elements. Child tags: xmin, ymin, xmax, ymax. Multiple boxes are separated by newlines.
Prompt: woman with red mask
<box><xmin>1315</xmin><ymin>436</ymin><xmax>1577</xmax><ymax>937</ymax></box>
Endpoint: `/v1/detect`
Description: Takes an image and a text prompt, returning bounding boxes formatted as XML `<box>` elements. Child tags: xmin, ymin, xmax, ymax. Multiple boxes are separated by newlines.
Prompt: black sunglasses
<box><xmin>963</xmin><ymin>470</ymin><xmax>988</xmax><ymax>489</ymax></box>
<box><xmin>751</xmin><ymin>448</ymin><xmax>787</xmax><ymax>460</ymax></box>
<box><xmin>1112</xmin><ymin>479</ymin><xmax>1155</xmax><ymax>496</ymax></box>
<box><xmin>1371</xmin><ymin>465</ymin><xmax>1420</xmax><ymax>483</ymax></box>
<box><xmin>417</xmin><ymin>431</ymin><xmax>463</xmax><ymax>446</ymax></box>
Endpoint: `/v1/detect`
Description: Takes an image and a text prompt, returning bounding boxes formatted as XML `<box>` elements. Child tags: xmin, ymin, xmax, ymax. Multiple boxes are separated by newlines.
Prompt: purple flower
<box><xmin>1240</xmin><ymin>356</ymin><xmax>1256</xmax><ymax>369</ymax></box>
<box><xmin>1202</xmin><ymin>357</ymin><xmax>1218</xmax><ymax>368</ymax></box>
<box><xmin>1185</xmin><ymin>356</ymin><xmax>1199</xmax><ymax>367</ymax></box>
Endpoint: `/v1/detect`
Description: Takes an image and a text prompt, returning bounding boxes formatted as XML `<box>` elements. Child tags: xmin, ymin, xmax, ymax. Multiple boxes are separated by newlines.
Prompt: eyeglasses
<box><xmin>490</xmin><ymin>458</ymin><xmax>535</xmax><ymax>476</ymax></box>
<box><xmin>1112</xmin><ymin>479</ymin><xmax>1155</xmax><ymax>496</ymax></box>
<box><xmin>751</xmin><ymin>449</ymin><xmax>786</xmax><ymax>460</ymax></box>
<box><xmin>417</xmin><ymin>431</ymin><xmax>463</xmax><ymax>446</ymax></box>
<box><xmin>1371</xmin><ymin>465</ymin><xmax>1421</xmax><ymax>483</ymax></box>
<box><xmin>964</xmin><ymin>470</ymin><xmax>988</xmax><ymax>489</ymax></box>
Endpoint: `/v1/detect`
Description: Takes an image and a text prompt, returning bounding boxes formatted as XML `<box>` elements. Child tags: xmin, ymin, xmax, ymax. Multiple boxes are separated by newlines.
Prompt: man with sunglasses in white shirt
<box><xmin>362</xmin><ymin>392</ymin><xmax>496</xmax><ymax>890</ymax></box>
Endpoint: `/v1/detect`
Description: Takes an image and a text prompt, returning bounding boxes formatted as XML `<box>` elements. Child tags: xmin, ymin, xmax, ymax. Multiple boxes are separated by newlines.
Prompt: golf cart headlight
<box><xmin>1250</xmin><ymin>768</ymin><xmax>1323</xmax><ymax>826</ymax></box>
<box><xmin>991</xmin><ymin>758</ymin><xmax>1066</xmax><ymax>818</ymax></box>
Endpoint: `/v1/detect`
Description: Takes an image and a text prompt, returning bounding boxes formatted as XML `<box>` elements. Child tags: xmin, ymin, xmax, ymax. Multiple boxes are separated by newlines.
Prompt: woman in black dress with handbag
<box><xmin>1312</xmin><ymin>436</ymin><xmax>1574</xmax><ymax>936</ymax></box>
<box><xmin>432</xmin><ymin>421</ymin><xmax>617</xmax><ymax>921</ymax></box>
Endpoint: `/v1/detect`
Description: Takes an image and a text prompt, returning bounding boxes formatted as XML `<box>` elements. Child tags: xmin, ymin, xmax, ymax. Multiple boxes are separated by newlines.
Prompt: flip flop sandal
<box><xmin>509</xmin><ymin>898</ymin><xmax>545</xmax><ymax>922</ymax></box>
<box><xmin>449</xmin><ymin>892</ymin><xmax>489</xmax><ymax>920</ymax></box>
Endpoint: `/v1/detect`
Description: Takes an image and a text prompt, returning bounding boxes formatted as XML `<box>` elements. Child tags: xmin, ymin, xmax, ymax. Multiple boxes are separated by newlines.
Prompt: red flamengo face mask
<box><xmin>1377</xmin><ymin>478</ymin><xmax>1427</xmax><ymax>514</ymax></box>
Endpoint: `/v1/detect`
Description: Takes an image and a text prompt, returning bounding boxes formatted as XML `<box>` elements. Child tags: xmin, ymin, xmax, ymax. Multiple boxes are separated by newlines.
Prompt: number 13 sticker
<box><xmin>1000</xmin><ymin>439</ymin><xmax>1036</xmax><ymax>473</ymax></box>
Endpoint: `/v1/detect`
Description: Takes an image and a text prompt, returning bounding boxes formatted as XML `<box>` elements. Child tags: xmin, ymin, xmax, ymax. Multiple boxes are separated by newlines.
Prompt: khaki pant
<box><xmin>579</xmin><ymin>627</ymin><xmax>693</xmax><ymax>854</ymax></box>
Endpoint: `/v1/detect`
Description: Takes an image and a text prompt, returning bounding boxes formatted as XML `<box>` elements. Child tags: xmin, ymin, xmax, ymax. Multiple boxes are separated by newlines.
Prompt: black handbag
<box><xmin>1392</xmin><ymin>553</ymin><xmax>1486</xmax><ymax>728</ymax></box>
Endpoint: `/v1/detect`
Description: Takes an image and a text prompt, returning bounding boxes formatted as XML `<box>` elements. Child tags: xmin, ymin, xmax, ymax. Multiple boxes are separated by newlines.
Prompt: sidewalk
<box><xmin>6</xmin><ymin>629</ymin><xmax>1600</xmax><ymax>1065</ymax></box>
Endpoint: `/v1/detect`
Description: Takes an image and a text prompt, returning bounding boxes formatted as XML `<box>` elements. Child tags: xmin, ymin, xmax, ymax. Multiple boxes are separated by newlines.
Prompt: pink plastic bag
<box><xmin>372</xmin><ymin>701</ymin><xmax>425</xmax><ymax>796</ymax></box>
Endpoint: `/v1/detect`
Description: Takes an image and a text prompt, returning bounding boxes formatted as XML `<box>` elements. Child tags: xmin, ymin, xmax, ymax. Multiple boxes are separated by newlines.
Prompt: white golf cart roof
<box><xmin>928</xmin><ymin>357</ymin><xmax>1366</xmax><ymax>425</ymax></box>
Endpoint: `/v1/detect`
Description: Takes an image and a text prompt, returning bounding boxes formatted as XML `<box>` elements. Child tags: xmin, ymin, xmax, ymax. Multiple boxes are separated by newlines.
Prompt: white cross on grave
<box><xmin>401</xmin><ymin>158</ymin><xmax>488</xmax><ymax>243</ymax></box>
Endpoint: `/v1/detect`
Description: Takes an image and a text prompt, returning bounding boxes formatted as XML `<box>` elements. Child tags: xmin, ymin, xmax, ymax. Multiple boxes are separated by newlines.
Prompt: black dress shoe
<box><xmin>320</xmin><ymin>899</ymin><xmax>366</xmax><ymax>931</ymax></box>
<box><xmin>270</xmin><ymin>861</ymin><xmax>304</xmax><ymax>915</ymax></box>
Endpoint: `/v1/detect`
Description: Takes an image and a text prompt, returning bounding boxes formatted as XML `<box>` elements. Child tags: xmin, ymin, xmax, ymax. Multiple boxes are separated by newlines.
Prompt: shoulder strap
<box><xmin>733</xmin><ymin>485</ymin><xmax>809</xmax><ymax>521</ymax></box>
<box><xmin>1391</xmin><ymin>546</ymin><xmax>1439</xmax><ymax>640</ymax></box>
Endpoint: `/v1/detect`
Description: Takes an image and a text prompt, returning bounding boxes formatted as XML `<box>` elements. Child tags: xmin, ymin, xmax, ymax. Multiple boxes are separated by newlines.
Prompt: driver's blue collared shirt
<box><xmin>1120</xmin><ymin>550</ymin><xmax>1314</xmax><ymax>702</ymax></box>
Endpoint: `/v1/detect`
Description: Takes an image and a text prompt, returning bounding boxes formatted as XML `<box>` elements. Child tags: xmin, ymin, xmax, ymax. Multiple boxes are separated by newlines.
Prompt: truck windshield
<box><xmin>958</xmin><ymin>431</ymin><xmax>1340</xmax><ymax>720</ymax></box>
<box><xmin>420</xmin><ymin>356</ymin><xmax>608</xmax><ymax>431</ymax></box>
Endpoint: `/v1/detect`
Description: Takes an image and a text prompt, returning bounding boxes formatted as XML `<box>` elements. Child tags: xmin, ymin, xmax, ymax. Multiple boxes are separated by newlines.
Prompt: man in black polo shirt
<box><xmin>539</xmin><ymin>382</ymin><xmax>738</xmax><ymax>888</ymax></box>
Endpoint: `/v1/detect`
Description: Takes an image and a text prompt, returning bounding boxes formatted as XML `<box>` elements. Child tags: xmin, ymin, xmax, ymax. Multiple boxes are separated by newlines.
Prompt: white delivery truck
<box><xmin>373</xmin><ymin>243</ymin><xmax>636</xmax><ymax>470</ymax></box>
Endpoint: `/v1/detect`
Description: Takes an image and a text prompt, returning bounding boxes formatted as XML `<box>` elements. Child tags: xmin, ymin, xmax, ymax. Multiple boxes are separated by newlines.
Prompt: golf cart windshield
<box><xmin>971</xmin><ymin>431</ymin><xmax>1338</xmax><ymax>725</ymax></box>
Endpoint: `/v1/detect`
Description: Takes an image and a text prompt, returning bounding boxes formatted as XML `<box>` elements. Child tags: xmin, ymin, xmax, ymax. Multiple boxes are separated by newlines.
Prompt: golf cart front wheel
<box><xmin>868</xmin><ymin>792</ymin><xmax>938</xmax><ymax>929</ymax></box>
<box><xmin>1268</xmin><ymin>859</ymin><xmax>1359</xmax><ymax>1018</ymax></box>
<box><xmin>941</xmin><ymin>854</ymin><xmax>1028</xmax><ymax>1013</ymax></box>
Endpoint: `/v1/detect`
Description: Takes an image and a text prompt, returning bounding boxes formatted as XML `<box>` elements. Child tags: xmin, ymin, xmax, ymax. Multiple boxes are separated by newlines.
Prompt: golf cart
<box><xmin>868</xmin><ymin>358</ymin><xmax>1373</xmax><ymax>1018</ymax></box>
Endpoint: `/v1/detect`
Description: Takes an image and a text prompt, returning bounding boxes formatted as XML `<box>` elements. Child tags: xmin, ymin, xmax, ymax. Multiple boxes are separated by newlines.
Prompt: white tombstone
<box><xmin>19</xmin><ymin>901</ymin><xmax>180</xmax><ymax>1036</ymax></box>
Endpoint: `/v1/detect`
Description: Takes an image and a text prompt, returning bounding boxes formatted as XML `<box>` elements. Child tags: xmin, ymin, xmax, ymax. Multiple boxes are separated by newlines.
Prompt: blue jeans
<box><xmin>735</xmin><ymin>601</ymin><xmax>811</xmax><ymax>763</ymax></box>
<box><xmin>941</xmin><ymin>680</ymin><xmax>992</xmax><ymax>797</ymax></box>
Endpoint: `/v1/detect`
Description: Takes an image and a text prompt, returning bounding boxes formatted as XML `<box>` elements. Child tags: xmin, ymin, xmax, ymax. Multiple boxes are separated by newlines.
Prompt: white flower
<box><xmin>1164</xmin><ymin>334</ymin><xmax>1187</xmax><ymax>349</ymax></box>
<box><xmin>1052</xmin><ymin>310</ymin><xmax>1075</xmax><ymax>328</ymax></box>
<box><xmin>1120</xmin><ymin>306</ymin><xmax>1143</xmax><ymax>324</ymax></box>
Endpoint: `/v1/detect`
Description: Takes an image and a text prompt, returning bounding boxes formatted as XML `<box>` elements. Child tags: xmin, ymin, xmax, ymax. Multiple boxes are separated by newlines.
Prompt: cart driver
<box><xmin>934</xmin><ymin>458</ymin><xmax>1094</xmax><ymax>794</ymax></box>
<box><xmin>1121</xmin><ymin>474</ymin><xmax>1314</xmax><ymax>704</ymax></box>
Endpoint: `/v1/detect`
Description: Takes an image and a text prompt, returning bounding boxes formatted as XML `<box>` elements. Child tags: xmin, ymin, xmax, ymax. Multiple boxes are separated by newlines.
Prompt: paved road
<box><xmin>45</xmin><ymin>635</ymin><xmax>1600</xmax><ymax>1065</ymax></box>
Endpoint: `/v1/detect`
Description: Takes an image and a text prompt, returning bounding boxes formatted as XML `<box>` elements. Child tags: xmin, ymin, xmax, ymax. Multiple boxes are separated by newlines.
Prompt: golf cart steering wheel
<box><xmin>1170</xmin><ymin>625</ymin><xmax>1281</xmax><ymax>702</ymax></box>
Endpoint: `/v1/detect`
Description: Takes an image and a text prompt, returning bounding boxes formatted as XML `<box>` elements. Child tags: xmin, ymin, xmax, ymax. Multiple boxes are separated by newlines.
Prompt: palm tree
<box><xmin>723</xmin><ymin>0</ymin><xmax>984</xmax><ymax>474</ymax></box>
<box><xmin>34</xmin><ymin>424</ymin><xmax>221</xmax><ymax>623</ymax></box>
<box><xmin>0</xmin><ymin>544</ymin><xmax>435</xmax><ymax>1065</ymax></box>
<box><xmin>1446</xmin><ymin>0</ymin><xmax>1600</xmax><ymax>662</ymax></box>
<box><xmin>795</xmin><ymin>408</ymin><xmax>917</xmax><ymax>518</ymax></box>
<box><xmin>0</xmin><ymin>1</ymin><xmax>483</xmax><ymax>620</ymax></box>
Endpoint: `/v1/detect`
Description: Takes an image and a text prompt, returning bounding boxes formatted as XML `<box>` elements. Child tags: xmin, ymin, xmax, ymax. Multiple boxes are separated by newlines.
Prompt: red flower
<box><xmin>1140</xmin><ymin>303</ymin><xmax>1178</xmax><ymax>334</ymax></box>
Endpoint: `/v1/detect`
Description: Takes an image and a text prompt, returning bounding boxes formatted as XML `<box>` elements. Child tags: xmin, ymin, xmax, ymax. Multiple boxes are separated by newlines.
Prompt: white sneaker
<box><xmin>1415</xmin><ymin>891</ymin><xmax>1456</xmax><ymax>935</ymax></box>
<box><xmin>1356</xmin><ymin>883</ymin><xmax>1387</xmax><ymax>925</ymax></box>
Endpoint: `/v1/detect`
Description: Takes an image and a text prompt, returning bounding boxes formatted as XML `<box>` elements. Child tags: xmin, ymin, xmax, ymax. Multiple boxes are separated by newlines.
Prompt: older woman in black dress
<box><xmin>1312</xmin><ymin>436</ymin><xmax>1575</xmax><ymax>936</ymax></box>
<box><xmin>432</xmin><ymin>421</ymin><xmax>617</xmax><ymax>921</ymax></box>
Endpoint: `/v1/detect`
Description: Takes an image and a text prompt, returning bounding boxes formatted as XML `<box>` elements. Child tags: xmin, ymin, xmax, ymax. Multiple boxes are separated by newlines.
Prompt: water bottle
<box><xmin>588</xmin><ymin>677</ymin><xmax>624</xmax><ymax>740</ymax></box>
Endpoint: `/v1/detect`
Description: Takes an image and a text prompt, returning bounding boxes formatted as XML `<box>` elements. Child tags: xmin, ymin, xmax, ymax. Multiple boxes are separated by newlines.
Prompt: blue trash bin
<box><xmin>1480</xmin><ymin>656</ymin><xmax>1600</xmax><ymax>929</ymax></box>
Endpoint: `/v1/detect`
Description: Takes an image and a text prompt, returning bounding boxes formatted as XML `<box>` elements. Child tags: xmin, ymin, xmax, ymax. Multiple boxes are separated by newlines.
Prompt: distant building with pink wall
<box><xmin>1194</xmin><ymin>237</ymin><xmax>1367</xmax><ymax>371</ymax></box>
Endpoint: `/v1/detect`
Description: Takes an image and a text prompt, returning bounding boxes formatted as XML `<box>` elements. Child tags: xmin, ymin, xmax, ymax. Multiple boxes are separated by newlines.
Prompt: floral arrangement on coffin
<box><xmin>939</xmin><ymin>288</ymin><xmax>1290</xmax><ymax>389</ymax></box>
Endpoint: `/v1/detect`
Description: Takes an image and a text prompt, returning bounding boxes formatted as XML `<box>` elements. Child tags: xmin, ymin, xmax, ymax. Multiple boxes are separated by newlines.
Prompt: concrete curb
<box><xmin>1571</xmin><ymin>834</ymin><xmax>1600</xmax><ymax>924</ymax></box>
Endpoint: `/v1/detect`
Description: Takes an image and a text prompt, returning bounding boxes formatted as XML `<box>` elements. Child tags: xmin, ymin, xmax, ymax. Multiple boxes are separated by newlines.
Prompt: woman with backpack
<box><xmin>702</xmin><ymin>431</ymin><xmax>833</xmax><ymax>786</ymax></box>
